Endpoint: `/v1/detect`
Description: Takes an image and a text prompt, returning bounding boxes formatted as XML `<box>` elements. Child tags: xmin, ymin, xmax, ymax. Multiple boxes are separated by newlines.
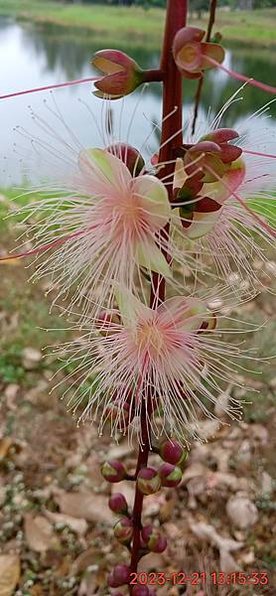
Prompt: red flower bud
<box><xmin>108</xmin><ymin>571</ymin><xmax>121</xmax><ymax>588</ymax></box>
<box><xmin>149</xmin><ymin>534</ymin><xmax>167</xmax><ymax>553</ymax></box>
<box><xmin>159</xmin><ymin>463</ymin><xmax>183</xmax><ymax>488</ymax></box>
<box><xmin>106</xmin><ymin>143</ymin><xmax>145</xmax><ymax>176</ymax></box>
<box><xmin>108</xmin><ymin>492</ymin><xmax>128</xmax><ymax>514</ymax></box>
<box><xmin>91</xmin><ymin>49</ymin><xmax>144</xmax><ymax>99</ymax></box>
<box><xmin>101</xmin><ymin>459</ymin><xmax>126</xmax><ymax>483</ymax></box>
<box><xmin>141</xmin><ymin>524</ymin><xmax>154</xmax><ymax>546</ymax></box>
<box><xmin>113</xmin><ymin>564</ymin><xmax>130</xmax><ymax>585</ymax></box>
<box><xmin>202</xmin><ymin>128</ymin><xmax>239</xmax><ymax>144</ymax></box>
<box><xmin>113</xmin><ymin>517</ymin><xmax>133</xmax><ymax>544</ymax></box>
<box><xmin>141</xmin><ymin>525</ymin><xmax>167</xmax><ymax>554</ymax></box>
<box><xmin>137</xmin><ymin>467</ymin><xmax>161</xmax><ymax>495</ymax></box>
<box><xmin>160</xmin><ymin>439</ymin><xmax>187</xmax><ymax>467</ymax></box>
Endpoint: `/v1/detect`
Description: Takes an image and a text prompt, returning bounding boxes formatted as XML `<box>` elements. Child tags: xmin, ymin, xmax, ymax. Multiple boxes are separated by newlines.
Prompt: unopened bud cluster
<box><xmin>101</xmin><ymin>438</ymin><xmax>187</xmax><ymax>589</ymax></box>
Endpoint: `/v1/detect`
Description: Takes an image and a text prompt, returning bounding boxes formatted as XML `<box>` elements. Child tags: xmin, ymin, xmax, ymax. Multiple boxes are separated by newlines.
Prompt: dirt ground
<box><xmin>0</xmin><ymin>193</ymin><xmax>275</xmax><ymax>595</ymax></box>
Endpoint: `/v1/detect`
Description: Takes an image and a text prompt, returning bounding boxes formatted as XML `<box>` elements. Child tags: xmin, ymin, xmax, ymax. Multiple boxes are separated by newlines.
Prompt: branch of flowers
<box><xmin>128</xmin><ymin>1</ymin><xmax>188</xmax><ymax>591</ymax></box>
<box><xmin>191</xmin><ymin>0</ymin><xmax>218</xmax><ymax>135</ymax></box>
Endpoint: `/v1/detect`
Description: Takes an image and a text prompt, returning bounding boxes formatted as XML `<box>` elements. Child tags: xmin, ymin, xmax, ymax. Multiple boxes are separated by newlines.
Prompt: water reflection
<box><xmin>0</xmin><ymin>17</ymin><xmax>275</xmax><ymax>186</ymax></box>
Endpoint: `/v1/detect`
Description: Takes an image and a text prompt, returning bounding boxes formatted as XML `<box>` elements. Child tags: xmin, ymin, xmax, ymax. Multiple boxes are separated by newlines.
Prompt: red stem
<box><xmin>129</xmin><ymin>1</ymin><xmax>187</xmax><ymax>588</ymax></box>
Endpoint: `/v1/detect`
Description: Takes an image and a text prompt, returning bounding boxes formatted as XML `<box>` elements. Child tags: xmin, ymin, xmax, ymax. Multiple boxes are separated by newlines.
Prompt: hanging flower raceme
<box><xmin>91</xmin><ymin>49</ymin><xmax>146</xmax><ymax>99</ymax></box>
<box><xmin>173</xmin><ymin>27</ymin><xmax>276</xmax><ymax>95</ymax></box>
<box><xmin>1</xmin><ymin>145</ymin><xmax>172</xmax><ymax>315</ymax></box>
<box><xmin>57</xmin><ymin>287</ymin><xmax>243</xmax><ymax>446</ymax></box>
<box><xmin>172</xmin><ymin>121</ymin><xmax>276</xmax><ymax>287</ymax></box>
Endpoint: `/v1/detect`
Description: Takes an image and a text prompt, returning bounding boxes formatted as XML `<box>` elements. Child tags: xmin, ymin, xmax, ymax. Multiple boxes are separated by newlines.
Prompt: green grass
<box><xmin>0</xmin><ymin>1</ymin><xmax>275</xmax><ymax>48</ymax></box>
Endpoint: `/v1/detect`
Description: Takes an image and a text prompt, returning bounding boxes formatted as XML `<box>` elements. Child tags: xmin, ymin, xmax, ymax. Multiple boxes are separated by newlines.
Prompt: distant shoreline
<box><xmin>0</xmin><ymin>3</ymin><xmax>275</xmax><ymax>50</ymax></box>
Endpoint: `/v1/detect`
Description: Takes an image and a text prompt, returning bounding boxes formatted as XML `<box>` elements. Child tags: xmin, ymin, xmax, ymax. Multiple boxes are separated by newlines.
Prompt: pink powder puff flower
<box><xmin>171</xmin><ymin>103</ymin><xmax>276</xmax><ymax>288</ymax></box>
<box><xmin>4</xmin><ymin>146</ymin><xmax>172</xmax><ymax>316</ymax></box>
<box><xmin>54</xmin><ymin>287</ymin><xmax>245</xmax><ymax>446</ymax></box>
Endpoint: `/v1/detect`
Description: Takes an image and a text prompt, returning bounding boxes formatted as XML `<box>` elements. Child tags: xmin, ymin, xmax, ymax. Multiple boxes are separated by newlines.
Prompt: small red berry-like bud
<box><xmin>159</xmin><ymin>463</ymin><xmax>183</xmax><ymax>488</ymax></box>
<box><xmin>106</xmin><ymin>143</ymin><xmax>145</xmax><ymax>176</ymax></box>
<box><xmin>141</xmin><ymin>526</ymin><xmax>167</xmax><ymax>554</ymax></box>
<box><xmin>108</xmin><ymin>492</ymin><xmax>128</xmax><ymax>514</ymax></box>
<box><xmin>160</xmin><ymin>439</ymin><xmax>187</xmax><ymax>467</ymax></box>
<box><xmin>113</xmin><ymin>517</ymin><xmax>133</xmax><ymax>544</ymax></box>
<box><xmin>140</xmin><ymin>524</ymin><xmax>153</xmax><ymax>547</ymax></box>
<box><xmin>108</xmin><ymin>571</ymin><xmax>120</xmax><ymax>588</ymax></box>
<box><xmin>113</xmin><ymin>564</ymin><xmax>130</xmax><ymax>585</ymax></box>
<box><xmin>137</xmin><ymin>467</ymin><xmax>161</xmax><ymax>495</ymax></box>
<box><xmin>148</xmin><ymin>533</ymin><xmax>167</xmax><ymax>553</ymax></box>
<box><xmin>101</xmin><ymin>459</ymin><xmax>126</xmax><ymax>483</ymax></box>
<box><xmin>132</xmin><ymin>586</ymin><xmax>150</xmax><ymax>596</ymax></box>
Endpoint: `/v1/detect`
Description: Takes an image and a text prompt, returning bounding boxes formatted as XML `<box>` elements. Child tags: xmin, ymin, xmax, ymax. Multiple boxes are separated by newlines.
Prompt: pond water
<box><xmin>0</xmin><ymin>16</ymin><xmax>276</xmax><ymax>186</ymax></box>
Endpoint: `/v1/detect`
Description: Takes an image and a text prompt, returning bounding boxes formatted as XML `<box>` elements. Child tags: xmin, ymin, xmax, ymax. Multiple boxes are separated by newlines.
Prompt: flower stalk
<box><xmin>128</xmin><ymin>0</ymin><xmax>188</xmax><ymax>587</ymax></box>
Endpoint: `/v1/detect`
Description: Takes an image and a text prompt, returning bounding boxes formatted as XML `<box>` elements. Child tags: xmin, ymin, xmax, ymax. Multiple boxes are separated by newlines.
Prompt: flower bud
<box><xmin>113</xmin><ymin>517</ymin><xmax>133</xmax><ymax>544</ymax></box>
<box><xmin>141</xmin><ymin>525</ymin><xmax>167</xmax><ymax>553</ymax></box>
<box><xmin>106</xmin><ymin>143</ymin><xmax>145</xmax><ymax>176</ymax></box>
<box><xmin>159</xmin><ymin>439</ymin><xmax>188</xmax><ymax>467</ymax></box>
<box><xmin>172</xmin><ymin>26</ymin><xmax>225</xmax><ymax>79</ymax></box>
<box><xmin>108</xmin><ymin>492</ymin><xmax>128</xmax><ymax>514</ymax></box>
<box><xmin>108</xmin><ymin>571</ymin><xmax>120</xmax><ymax>588</ymax></box>
<box><xmin>141</xmin><ymin>524</ymin><xmax>153</xmax><ymax>546</ymax></box>
<box><xmin>137</xmin><ymin>467</ymin><xmax>161</xmax><ymax>495</ymax></box>
<box><xmin>113</xmin><ymin>564</ymin><xmax>130</xmax><ymax>585</ymax></box>
<box><xmin>92</xmin><ymin>49</ymin><xmax>144</xmax><ymax>99</ymax></box>
<box><xmin>149</xmin><ymin>534</ymin><xmax>167</xmax><ymax>553</ymax></box>
<box><xmin>159</xmin><ymin>463</ymin><xmax>183</xmax><ymax>488</ymax></box>
<box><xmin>101</xmin><ymin>459</ymin><xmax>127</xmax><ymax>483</ymax></box>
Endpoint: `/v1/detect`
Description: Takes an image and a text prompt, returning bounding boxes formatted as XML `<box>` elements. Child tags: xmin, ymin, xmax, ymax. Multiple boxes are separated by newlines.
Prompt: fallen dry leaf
<box><xmin>226</xmin><ymin>496</ymin><xmax>258</xmax><ymax>530</ymax></box>
<box><xmin>24</xmin><ymin>513</ymin><xmax>61</xmax><ymax>553</ymax></box>
<box><xmin>72</xmin><ymin>547</ymin><xmax>102</xmax><ymax>575</ymax></box>
<box><xmin>220</xmin><ymin>549</ymin><xmax>240</xmax><ymax>573</ymax></box>
<box><xmin>190</xmin><ymin>520</ymin><xmax>243</xmax><ymax>554</ymax></box>
<box><xmin>22</xmin><ymin>347</ymin><xmax>42</xmax><ymax>370</ymax></box>
<box><xmin>53</xmin><ymin>489</ymin><xmax>113</xmax><ymax>524</ymax></box>
<box><xmin>0</xmin><ymin>437</ymin><xmax>13</xmax><ymax>461</ymax></box>
<box><xmin>0</xmin><ymin>554</ymin><xmax>20</xmax><ymax>596</ymax></box>
<box><xmin>44</xmin><ymin>509</ymin><xmax>88</xmax><ymax>536</ymax></box>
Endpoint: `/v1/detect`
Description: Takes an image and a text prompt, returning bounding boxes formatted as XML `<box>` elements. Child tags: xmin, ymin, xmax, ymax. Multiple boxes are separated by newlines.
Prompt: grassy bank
<box><xmin>0</xmin><ymin>1</ymin><xmax>275</xmax><ymax>48</ymax></box>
